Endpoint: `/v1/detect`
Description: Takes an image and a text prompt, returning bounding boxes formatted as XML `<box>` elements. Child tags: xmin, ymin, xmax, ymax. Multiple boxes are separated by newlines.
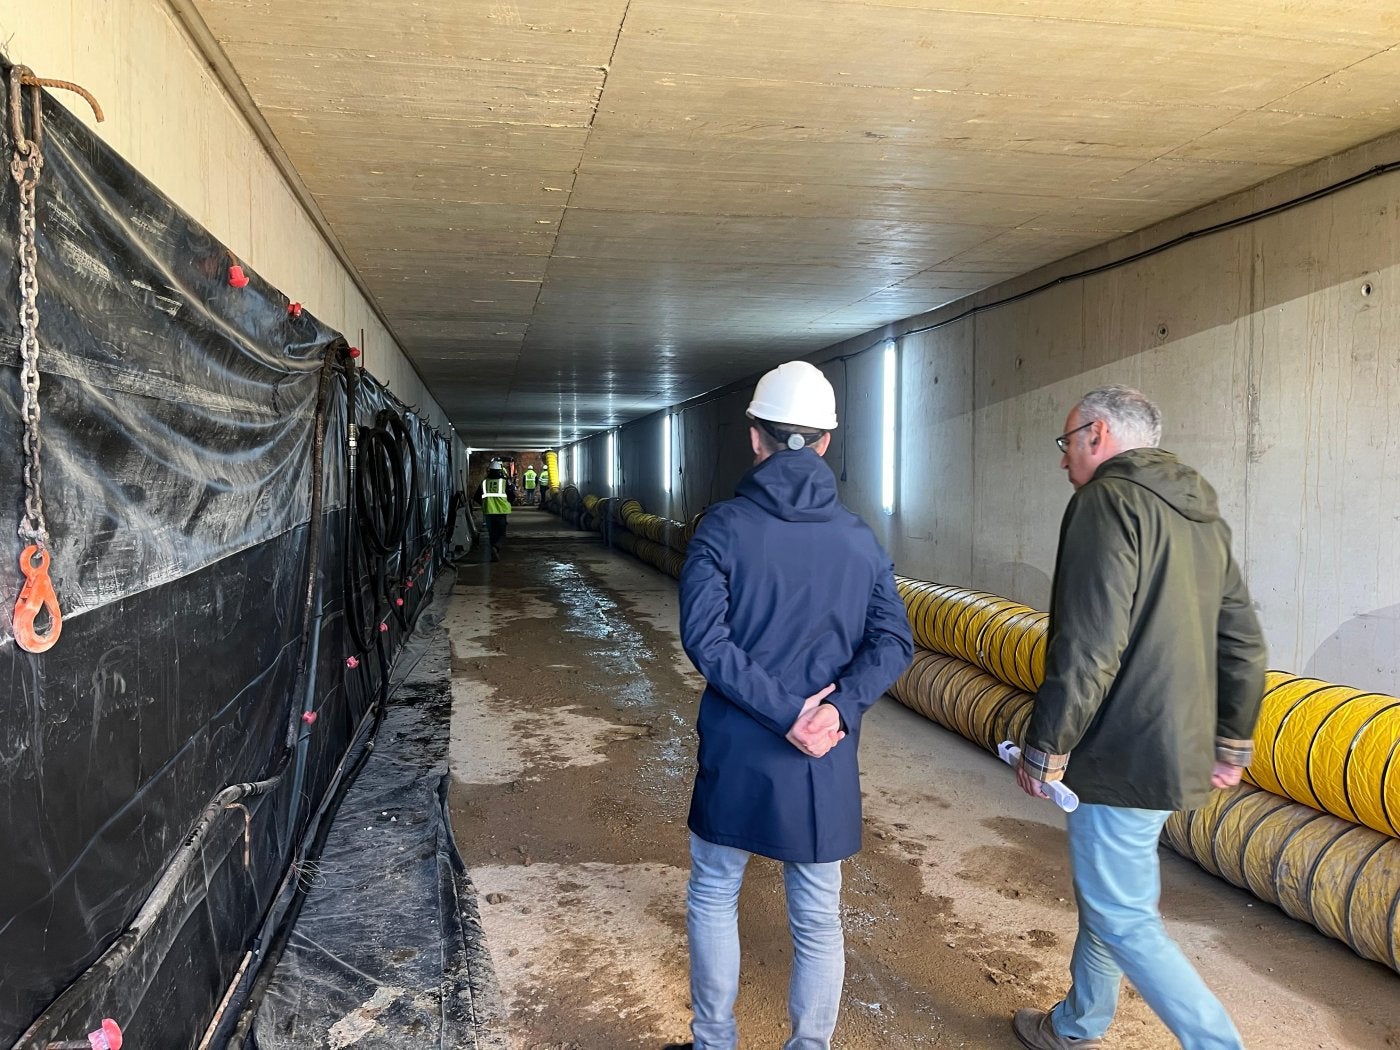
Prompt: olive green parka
<box><xmin>1025</xmin><ymin>448</ymin><xmax>1267</xmax><ymax>811</ymax></box>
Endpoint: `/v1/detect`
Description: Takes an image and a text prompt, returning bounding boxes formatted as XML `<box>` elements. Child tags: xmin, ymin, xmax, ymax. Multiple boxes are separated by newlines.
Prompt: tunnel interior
<box><xmin>3</xmin><ymin>4</ymin><xmax>1400</xmax><ymax>1048</ymax></box>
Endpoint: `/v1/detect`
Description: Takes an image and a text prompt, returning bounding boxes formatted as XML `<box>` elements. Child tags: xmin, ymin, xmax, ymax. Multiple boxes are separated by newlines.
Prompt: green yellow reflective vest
<box><xmin>481</xmin><ymin>477</ymin><xmax>511</xmax><ymax>515</ymax></box>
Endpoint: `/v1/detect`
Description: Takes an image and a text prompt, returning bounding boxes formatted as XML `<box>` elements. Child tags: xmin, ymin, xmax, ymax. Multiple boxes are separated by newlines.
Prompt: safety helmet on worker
<box><xmin>489</xmin><ymin>458</ymin><xmax>502</xmax><ymax>469</ymax></box>
<box><xmin>746</xmin><ymin>361</ymin><xmax>838</xmax><ymax>432</ymax></box>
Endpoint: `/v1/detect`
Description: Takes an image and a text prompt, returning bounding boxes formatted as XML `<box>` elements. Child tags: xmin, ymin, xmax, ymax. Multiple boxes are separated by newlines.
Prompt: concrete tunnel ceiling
<box><xmin>186</xmin><ymin>0</ymin><xmax>1400</xmax><ymax>447</ymax></box>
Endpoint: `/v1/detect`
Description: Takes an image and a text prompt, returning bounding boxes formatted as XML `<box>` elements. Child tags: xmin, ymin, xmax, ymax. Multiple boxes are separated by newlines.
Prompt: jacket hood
<box><xmin>736</xmin><ymin>449</ymin><xmax>839</xmax><ymax>522</ymax></box>
<box><xmin>1093</xmin><ymin>447</ymin><xmax>1219</xmax><ymax>523</ymax></box>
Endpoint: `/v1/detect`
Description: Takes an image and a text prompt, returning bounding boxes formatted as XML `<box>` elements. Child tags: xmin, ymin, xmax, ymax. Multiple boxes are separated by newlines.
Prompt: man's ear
<box><xmin>813</xmin><ymin>432</ymin><xmax>832</xmax><ymax>457</ymax></box>
<box><xmin>749</xmin><ymin>425</ymin><xmax>765</xmax><ymax>459</ymax></box>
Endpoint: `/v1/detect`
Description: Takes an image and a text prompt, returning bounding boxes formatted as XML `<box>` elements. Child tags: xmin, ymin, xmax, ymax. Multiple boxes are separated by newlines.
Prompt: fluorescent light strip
<box><xmin>881</xmin><ymin>343</ymin><xmax>897</xmax><ymax>516</ymax></box>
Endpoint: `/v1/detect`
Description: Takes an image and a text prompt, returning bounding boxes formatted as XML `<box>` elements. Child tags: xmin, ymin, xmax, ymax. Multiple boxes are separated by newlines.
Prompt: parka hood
<box><xmin>736</xmin><ymin>449</ymin><xmax>839</xmax><ymax>522</ymax></box>
<box><xmin>1093</xmin><ymin>447</ymin><xmax>1220</xmax><ymax>523</ymax></box>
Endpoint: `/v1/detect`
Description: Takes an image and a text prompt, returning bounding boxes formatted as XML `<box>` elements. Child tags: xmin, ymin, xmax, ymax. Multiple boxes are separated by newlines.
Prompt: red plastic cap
<box><xmin>348</xmin><ymin>346</ymin><xmax>362</xmax><ymax>359</ymax></box>
<box><xmin>89</xmin><ymin>1019</ymin><xmax>123</xmax><ymax>1050</ymax></box>
<box><xmin>288</xmin><ymin>301</ymin><xmax>303</xmax><ymax>317</ymax></box>
<box><xmin>301</xmin><ymin>710</ymin><xmax>318</xmax><ymax>725</ymax></box>
<box><xmin>227</xmin><ymin>264</ymin><xmax>249</xmax><ymax>288</ymax></box>
<box><xmin>395</xmin><ymin>598</ymin><xmax>404</xmax><ymax>607</ymax></box>
<box><xmin>346</xmin><ymin>655</ymin><xmax>360</xmax><ymax>669</ymax></box>
<box><xmin>405</xmin><ymin>580</ymin><xmax>414</xmax><ymax>589</ymax></box>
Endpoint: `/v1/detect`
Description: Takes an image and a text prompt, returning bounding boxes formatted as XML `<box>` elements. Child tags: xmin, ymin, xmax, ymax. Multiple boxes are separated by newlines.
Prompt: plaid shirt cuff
<box><xmin>1021</xmin><ymin>745</ymin><xmax>1068</xmax><ymax>783</ymax></box>
<box><xmin>1215</xmin><ymin>736</ymin><xmax>1253</xmax><ymax>767</ymax></box>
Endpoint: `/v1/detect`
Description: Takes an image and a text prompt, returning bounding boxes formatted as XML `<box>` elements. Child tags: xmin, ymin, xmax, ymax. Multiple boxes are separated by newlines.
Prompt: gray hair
<box><xmin>1076</xmin><ymin>386</ymin><xmax>1161</xmax><ymax>448</ymax></box>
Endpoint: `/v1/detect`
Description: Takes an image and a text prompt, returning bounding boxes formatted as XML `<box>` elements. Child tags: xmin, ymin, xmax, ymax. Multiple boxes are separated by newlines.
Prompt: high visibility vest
<box><xmin>481</xmin><ymin>478</ymin><xmax>507</xmax><ymax>500</ymax></box>
<box><xmin>523</xmin><ymin>469</ymin><xmax>537</xmax><ymax>488</ymax></box>
<box><xmin>539</xmin><ymin>471</ymin><xmax>550</xmax><ymax>487</ymax></box>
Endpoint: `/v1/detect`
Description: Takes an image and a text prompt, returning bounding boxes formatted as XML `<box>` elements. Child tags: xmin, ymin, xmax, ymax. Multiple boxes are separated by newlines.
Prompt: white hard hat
<box><xmin>489</xmin><ymin>458</ymin><xmax>502</xmax><ymax>469</ymax></box>
<box><xmin>746</xmin><ymin>361</ymin><xmax>838</xmax><ymax>431</ymax></box>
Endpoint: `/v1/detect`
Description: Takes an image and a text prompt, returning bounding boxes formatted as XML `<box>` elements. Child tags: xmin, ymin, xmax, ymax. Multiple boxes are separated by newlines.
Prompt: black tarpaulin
<box><xmin>0</xmin><ymin>65</ymin><xmax>454</xmax><ymax>1048</ymax></box>
<box><xmin>244</xmin><ymin>580</ymin><xmax>503</xmax><ymax>1050</ymax></box>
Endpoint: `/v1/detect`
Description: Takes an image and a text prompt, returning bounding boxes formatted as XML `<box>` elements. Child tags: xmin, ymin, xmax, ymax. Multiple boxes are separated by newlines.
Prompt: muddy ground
<box><xmin>446</xmin><ymin>512</ymin><xmax>1400</xmax><ymax>1049</ymax></box>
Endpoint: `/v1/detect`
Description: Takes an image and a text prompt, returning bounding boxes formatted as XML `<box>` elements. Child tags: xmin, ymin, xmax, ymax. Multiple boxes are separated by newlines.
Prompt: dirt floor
<box><xmin>447</xmin><ymin>511</ymin><xmax>1400</xmax><ymax>1050</ymax></box>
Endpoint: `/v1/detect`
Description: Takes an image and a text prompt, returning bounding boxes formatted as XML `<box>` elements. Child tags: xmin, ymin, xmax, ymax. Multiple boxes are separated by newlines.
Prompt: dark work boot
<box><xmin>1012</xmin><ymin>1008</ymin><xmax>1103</xmax><ymax>1049</ymax></box>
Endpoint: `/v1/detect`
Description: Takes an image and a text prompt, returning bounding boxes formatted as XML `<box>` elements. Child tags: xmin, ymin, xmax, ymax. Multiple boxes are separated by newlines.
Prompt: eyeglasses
<box><xmin>1055</xmin><ymin>420</ymin><xmax>1094</xmax><ymax>453</ymax></box>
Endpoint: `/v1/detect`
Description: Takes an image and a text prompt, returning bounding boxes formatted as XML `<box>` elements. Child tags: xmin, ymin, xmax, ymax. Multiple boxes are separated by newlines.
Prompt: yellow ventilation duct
<box><xmin>893</xmin><ymin>577</ymin><xmax>1400</xmax><ymax>841</ymax></box>
<box><xmin>1163</xmin><ymin>783</ymin><xmax>1400</xmax><ymax>973</ymax></box>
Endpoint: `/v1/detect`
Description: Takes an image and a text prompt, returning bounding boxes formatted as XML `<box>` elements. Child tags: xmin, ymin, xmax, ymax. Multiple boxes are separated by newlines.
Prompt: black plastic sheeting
<box><xmin>243</xmin><ymin>579</ymin><xmax>504</xmax><ymax>1050</ymax></box>
<box><xmin>0</xmin><ymin>68</ymin><xmax>454</xmax><ymax>1047</ymax></box>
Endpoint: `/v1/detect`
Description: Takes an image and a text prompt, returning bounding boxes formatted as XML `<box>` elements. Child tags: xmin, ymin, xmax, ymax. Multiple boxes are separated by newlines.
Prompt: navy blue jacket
<box><xmin>679</xmin><ymin>449</ymin><xmax>913</xmax><ymax>863</ymax></box>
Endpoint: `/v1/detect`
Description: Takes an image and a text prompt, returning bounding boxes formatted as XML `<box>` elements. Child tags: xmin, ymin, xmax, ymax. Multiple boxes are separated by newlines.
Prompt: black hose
<box><xmin>377</xmin><ymin>409</ymin><xmax>420</xmax><ymax>625</ymax></box>
<box><xmin>286</xmin><ymin>343</ymin><xmax>342</xmax><ymax>751</ymax></box>
<box><xmin>356</xmin><ymin>424</ymin><xmax>407</xmax><ymax>556</ymax></box>
<box><xmin>340</xmin><ymin>368</ymin><xmax>418</xmax><ymax>653</ymax></box>
<box><xmin>379</xmin><ymin>408</ymin><xmax>419</xmax><ymax>548</ymax></box>
<box><xmin>341</xmin><ymin>362</ymin><xmax>377</xmax><ymax>655</ymax></box>
<box><xmin>222</xmin><ymin>671</ymin><xmax>391</xmax><ymax>1048</ymax></box>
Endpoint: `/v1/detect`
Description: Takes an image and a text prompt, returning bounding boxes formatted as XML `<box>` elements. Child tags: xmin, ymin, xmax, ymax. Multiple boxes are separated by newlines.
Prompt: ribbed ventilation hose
<box><xmin>895</xmin><ymin>576</ymin><xmax>1046</xmax><ymax>693</ymax></box>
<box><xmin>888</xmin><ymin>649</ymin><xmax>1032</xmax><ymax>753</ymax></box>
<box><xmin>544</xmin><ymin>449</ymin><xmax>560</xmax><ymax>499</ymax></box>
<box><xmin>886</xmin><ymin>576</ymin><xmax>1400</xmax><ymax>975</ymax></box>
<box><xmin>1164</xmin><ymin>783</ymin><xmax>1400</xmax><ymax>972</ymax></box>
<box><xmin>1245</xmin><ymin>672</ymin><xmax>1400</xmax><ymax>839</ymax></box>
<box><xmin>618</xmin><ymin>498</ymin><xmax>690</xmax><ymax>555</ymax></box>
<box><xmin>894</xmin><ymin>577</ymin><xmax>1400</xmax><ymax>840</ymax></box>
<box><xmin>547</xmin><ymin>491</ymin><xmax>698</xmax><ymax>579</ymax></box>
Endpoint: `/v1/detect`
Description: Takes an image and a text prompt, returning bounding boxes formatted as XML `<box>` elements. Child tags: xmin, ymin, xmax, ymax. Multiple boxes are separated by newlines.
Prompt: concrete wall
<box><xmin>871</xmin><ymin>134</ymin><xmax>1400</xmax><ymax>694</ymax></box>
<box><xmin>617</xmin><ymin>413</ymin><xmax>663</xmax><ymax>514</ymax></box>
<box><xmin>566</xmin><ymin>431</ymin><xmax>613</xmax><ymax>503</ymax></box>
<box><xmin>0</xmin><ymin>0</ymin><xmax>464</xmax><ymax>463</ymax></box>
<box><xmin>598</xmin><ymin>132</ymin><xmax>1400</xmax><ymax>697</ymax></box>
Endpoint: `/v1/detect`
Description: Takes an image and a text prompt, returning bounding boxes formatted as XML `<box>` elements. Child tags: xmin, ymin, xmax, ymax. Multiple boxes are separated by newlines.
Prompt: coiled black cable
<box><xmin>341</xmin><ymin>361</ymin><xmax>378</xmax><ymax>656</ymax></box>
<box><xmin>356</xmin><ymin>414</ymin><xmax>410</xmax><ymax>557</ymax></box>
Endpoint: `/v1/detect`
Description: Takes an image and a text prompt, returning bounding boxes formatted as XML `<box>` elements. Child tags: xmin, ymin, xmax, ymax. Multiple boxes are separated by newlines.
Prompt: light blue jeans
<box><xmin>1051</xmin><ymin>804</ymin><xmax>1243</xmax><ymax>1049</ymax></box>
<box><xmin>686</xmin><ymin>833</ymin><xmax>845</xmax><ymax>1050</ymax></box>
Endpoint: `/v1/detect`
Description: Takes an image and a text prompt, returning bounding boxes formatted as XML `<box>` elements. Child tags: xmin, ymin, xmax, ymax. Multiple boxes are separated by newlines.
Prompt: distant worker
<box><xmin>474</xmin><ymin>458</ymin><xmax>512</xmax><ymax>560</ymax></box>
<box><xmin>537</xmin><ymin>464</ymin><xmax>550</xmax><ymax>508</ymax></box>
<box><xmin>523</xmin><ymin>464</ymin><xmax>538</xmax><ymax>505</ymax></box>
<box><xmin>669</xmin><ymin>360</ymin><xmax>913</xmax><ymax>1050</ymax></box>
<box><xmin>1013</xmin><ymin>386</ymin><xmax>1266</xmax><ymax>1050</ymax></box>
<box><xmin>505</xmin><ymin>462</ymin><xmax>519</xmax><ymax>505</ymax></box>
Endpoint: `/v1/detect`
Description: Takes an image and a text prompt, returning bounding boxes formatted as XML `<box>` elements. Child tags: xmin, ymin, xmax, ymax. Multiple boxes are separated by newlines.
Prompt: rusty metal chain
<box><xmin>10</xmin><ymin>66</ymin><xmax>47</xmax><ymax>547</ymax></box>
<box><xmin>6</xmin><ymin>67</ymin><xmax>102</xmax><ymax>653</ymax></box>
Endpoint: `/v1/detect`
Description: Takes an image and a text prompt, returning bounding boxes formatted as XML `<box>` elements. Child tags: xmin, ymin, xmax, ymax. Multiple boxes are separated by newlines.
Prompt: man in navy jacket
<box><xmin>670</xmin><ymin>361</ymin><xmax>913</xmax><ymax>1050</ymax></box>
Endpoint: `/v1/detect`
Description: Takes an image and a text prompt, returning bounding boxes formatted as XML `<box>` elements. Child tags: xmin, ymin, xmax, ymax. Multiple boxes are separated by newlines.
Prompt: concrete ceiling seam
<box><xmin>522</xmin><ymin>0</ymin><xmax>636</xmax><ymax>429</ymax></box>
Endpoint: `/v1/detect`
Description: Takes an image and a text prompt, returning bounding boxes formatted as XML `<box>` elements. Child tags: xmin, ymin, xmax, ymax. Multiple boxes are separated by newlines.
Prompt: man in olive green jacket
<box><xmin>1013</xmin><ymin>386</ymin><xmax>1266</xmax><ymax>1050</ymax></box>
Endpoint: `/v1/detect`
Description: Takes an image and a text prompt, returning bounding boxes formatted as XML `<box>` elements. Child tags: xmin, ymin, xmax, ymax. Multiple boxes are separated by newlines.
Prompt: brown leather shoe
<box><xmin>1012</xmin><ymin>1008</ymin><xmax>1104</xmax><ymax>1049</ymax></box>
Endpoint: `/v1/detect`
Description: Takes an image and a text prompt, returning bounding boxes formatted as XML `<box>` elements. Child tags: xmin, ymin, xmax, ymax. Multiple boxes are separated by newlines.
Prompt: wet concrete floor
<box><xmin>446</xmin><ymin>509</ymin><xmax>1400</xmax><ymax>1049</ymax></box>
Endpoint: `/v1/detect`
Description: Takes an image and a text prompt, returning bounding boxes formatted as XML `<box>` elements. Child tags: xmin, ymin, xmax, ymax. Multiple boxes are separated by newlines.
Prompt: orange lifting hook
<box><xmin>13</xmin><ymin>544</ymin><xmax>62</xmax><ymax>653</ymax></box>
